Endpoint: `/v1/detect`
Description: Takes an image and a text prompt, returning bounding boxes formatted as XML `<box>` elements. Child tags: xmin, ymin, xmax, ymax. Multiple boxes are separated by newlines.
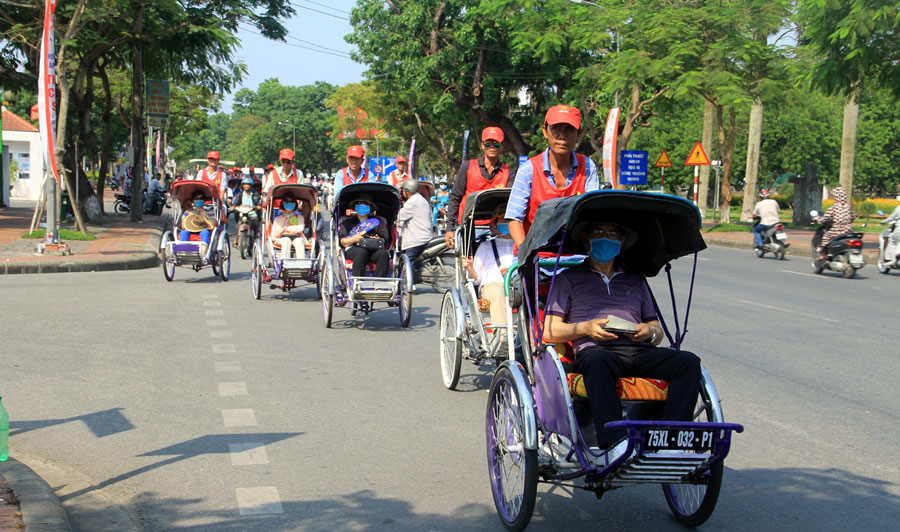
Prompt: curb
<box><xmin>0</xmin><ymin>458</ymin><xmax>72</xmax><ymax>532</ymax></box>
<box><xmin>703</xmin><ymin>235</ymin><xmax>879</xmax><ymax>265</ymax></box>
<box><xmin>0</xmin><ymin>220</ymin><xmax>164</xmax><ymax>275</ymax></box>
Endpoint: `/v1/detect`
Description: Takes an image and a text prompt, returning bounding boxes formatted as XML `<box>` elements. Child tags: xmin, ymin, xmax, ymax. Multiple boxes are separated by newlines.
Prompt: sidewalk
<box><xmin>0</xmin><ymin>459</ymin><xmax>71</xmax><ymax>531</ymax></box>
<box><xmin>0</xmin><ymin>197</ymin><xmax>164</xmax><ymax>275</ymax></box>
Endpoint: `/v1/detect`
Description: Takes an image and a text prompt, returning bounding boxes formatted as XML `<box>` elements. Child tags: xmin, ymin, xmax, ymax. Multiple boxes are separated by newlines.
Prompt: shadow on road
<box><xmin>10</xmin><ymin>408</ymin><xmax>135</xmax><ymax>438</ymax></box>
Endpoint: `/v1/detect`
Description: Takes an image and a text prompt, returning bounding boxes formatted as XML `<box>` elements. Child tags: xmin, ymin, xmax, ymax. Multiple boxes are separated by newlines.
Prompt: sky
<box><xmin>221</xmin><ymin>0</ymin><xmax>364</xmax><ymax>113</ymax></box>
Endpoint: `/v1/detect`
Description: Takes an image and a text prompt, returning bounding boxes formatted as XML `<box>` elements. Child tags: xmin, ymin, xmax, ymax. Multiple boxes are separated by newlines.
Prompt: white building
<box><xmin>2</xmin><ymin>107</ymin><xmax>45</xmax><ymax>201</ymax></box>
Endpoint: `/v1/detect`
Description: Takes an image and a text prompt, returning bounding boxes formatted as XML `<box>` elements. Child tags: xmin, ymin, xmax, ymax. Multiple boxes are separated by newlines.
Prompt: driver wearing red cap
<box><xmin>335</xmin><ymin>145</ymin><xmax>374</xmax><ymax>196</ymax></box>
<box><xmin>388</xmin><ymin>155</ymin><xmax>409</xmax><ymax>187</ymax></box>
<box><xmin>445</xmin><ymin>126</ymin><xmax>511</xmax><ymax>248</ymax></box>
<box><xmin>197</xmin><ymin>151</ymin><xmax>226</xmax><ymax>202</ymax></box>
<box><xmin>505</xmin><ymin>105</ymin><xmax>603</xmax><ymax>248</ymax></box>
<box><xmin>263</xmin><ymin>148</ymin><xmax>301</xmax><ymax>194</ymax></box>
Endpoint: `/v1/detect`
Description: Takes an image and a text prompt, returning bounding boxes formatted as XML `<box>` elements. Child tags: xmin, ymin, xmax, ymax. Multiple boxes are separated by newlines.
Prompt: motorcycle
<box><xmin>875</xmin><ymin>209</ymin><xmax>900</xmax><ymax>274</ymax></box>
<box><xmin>809</xmin><ymin>209</ymin><xmax>865</xmax><ymax>279</ymax></box>
<box><xmin>752</xmin><ymin>216</ymin><xmax>789</xmax><ymax>260</ymax></box>
<box><xmin>413</xmin><ymin>235</ymin><xmax>455</xmax><ymax>292</ymax></box>
<box><xmin>233</xmin><ymin>205</ymin><xmax>259</xmax><ymax>260</ymax></box>
<box><xmin>143</xmin><ymin>190</ymin><xmax>167</xmax><ymax>216</ymax></box>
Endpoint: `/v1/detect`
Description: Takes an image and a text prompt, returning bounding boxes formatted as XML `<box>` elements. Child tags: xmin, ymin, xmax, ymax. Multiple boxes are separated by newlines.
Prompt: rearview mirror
<box><xmin>810</xmin><ymin>210</ymin><xmax>819</xmax><ymax>217</ymax></box>
<box><xmin>877</xmin><ymin>209</ymin><xmax>885</xmax><ymax>216</ymax></box>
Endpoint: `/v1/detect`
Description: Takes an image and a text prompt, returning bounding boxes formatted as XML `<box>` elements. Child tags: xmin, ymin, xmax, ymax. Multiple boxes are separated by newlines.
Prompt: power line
<box><xmin>289</xmin><ymin>1</ymin><xmax>350</xmax><ymax>21</ymax></box>
<box><xmin>285</xmin><ymin>34</ymin><xmax>351</xmax><ymax>55</ymax></box>
<box><xmin>294</xmin><ymin>0</ymin><xmax>351</xmax><ymax>16</ymax></box>
<box><xmin>240</xmin><ymin>25</ymin><xmax>353</xmax><ymax>59</ymax></box>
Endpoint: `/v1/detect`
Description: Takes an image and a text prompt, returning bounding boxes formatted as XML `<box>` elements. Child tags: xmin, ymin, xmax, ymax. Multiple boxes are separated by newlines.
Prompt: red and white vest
<box><xmin>457</xmin><ymin>159</ymin><xmax>510</xmax><ymax>224</ymax></box>
<box><xmin>197</xmin><ymin>167</ymin><xmax>224</xmax><ymax>189</ymax></box>
<box><xmin>524</xmin><ymin>153</ymin><xmax>586</xmax><ymax>234</ymax></box>
<box><xmin>270</xmin><ymin>167</ymin><xmax>299</xmax><ymax>185</ymax></box>
<box><xmin>341</xmin><ymin>167</ymin><xmax>372</xmax><ymax>186</ymax></box>
<box><xmin>389</xmin><ymin>170</ymin><xmax>409</xmax><ymax>187</ymax></box>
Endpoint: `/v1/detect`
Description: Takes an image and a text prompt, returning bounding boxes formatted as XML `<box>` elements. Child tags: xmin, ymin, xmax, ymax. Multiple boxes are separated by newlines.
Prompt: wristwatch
<box><xmin>650</xmin><ymin>327</ymin><xmax>659</xmax><ymax>344</ymax></box>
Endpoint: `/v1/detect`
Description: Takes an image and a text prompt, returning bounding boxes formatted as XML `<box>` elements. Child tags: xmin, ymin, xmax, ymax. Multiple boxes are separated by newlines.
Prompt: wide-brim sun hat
<box><xmin>572</xmin><ymin>220</ymin><xmax>638</xmax><ymax>250</ymax></box>
<box><xmin>183</xmin><ymin>213</ymin><xmax>216</xmax><ymax>232</ymax></box>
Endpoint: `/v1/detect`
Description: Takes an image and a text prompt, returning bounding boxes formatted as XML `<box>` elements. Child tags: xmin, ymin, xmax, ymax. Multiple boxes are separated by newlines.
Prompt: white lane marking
<box><xmin>206</xmin><ymin>319</ymin><xmax>227</xmax><ymax>327</ymax></box>
<box><xmin>228</xmin><ymin>443</ymin><xmax>269</xmax><ymax>466</ymax></box>
<box><xmin>201</xmin><ymin>294</ymin><xmax>219</xmax><ymax>299</ymax></box>
<box><xmin>222</xmin><ymin>409</ymin><xmax>257</xmax><ymax>427</ymax></box>
<box><xmin>737</xmin><ymin>299</ymin><xmax>837</xmax><ymax>323</ymax></box>
<box><xmin>781</xmin><ymin>269</ymin><xmax>823</xmax><ymax>279</ymax></box>
<box><xmin>697</xmin><ymin>257</ymin><xmax>711</xmax><ymax>261</ymax></box>
<box><xmin>235</xmin><ymin>487</ymin><xmax>283</xmax><ymax>515</ymax></box>
<box><xmin>219</xmin><ymin>382</ymin><xmax>248</xmax><ymax>396</ymax></box>
<box><xmin>212</xmin><ymin>344</ymin><xmax>236</xmax><ymax>353</ymax></box>
<box><xmin>210</xmin><ymin>330</ymin><xmax>233</xmax><ymax>338</ymax></box>
<box><xmin>205</xmin><ymin>310</ymin><xmax>225</xmax><ymax>317</ymax></box>
<box><xmin>202</xmin><ymin>301</ymin><xmax>222</xmax><ymax>307</ymax></box>
<box><xmin>215</xmin><ymin>361</ymin><xmax>242</xmax><ymax>373</ymax></box>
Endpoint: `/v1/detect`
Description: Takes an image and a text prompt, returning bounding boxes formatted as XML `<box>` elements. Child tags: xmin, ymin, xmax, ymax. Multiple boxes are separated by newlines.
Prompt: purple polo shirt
<box><xmin>545</xmin><ymin>262</ymin><xmax>657</xmax><ymax>354</ymax></box>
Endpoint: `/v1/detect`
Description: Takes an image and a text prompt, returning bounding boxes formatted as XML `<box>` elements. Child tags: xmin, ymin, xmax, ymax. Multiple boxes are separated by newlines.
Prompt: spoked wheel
<box><xmin>314</xmin><ymin>249</ymin><xmax>324</xmax><ymax>296</ymax></box>
<box><xmin>219</xmin><ymin>234</ymin><xmax>231</xmax><ymax>281</ymax></box>
<box><xmin>161</xmin><ymin>231</ymin><xmax>175</xmax><ymax>282</ymax></box>
<box><xmin>398</xmin><ymin>255</ymin><xmax>413</xmax><ymax>328</ymax></box>
<box><xmin>661</xmin><ymin>382</ymin><xmax>723</xmax><ymax>526</ymax></box>
<box><xmin>321</xmin><ymin>260</ymin><xmax>334</xmax><ymax>328</ymax></box>
<box><xmin>841</xmin><ymin>255</ymin><xmax>855</xmax><ymax>279</ymax></box>
<box><xmin>439</xmin><ymin>290</ymin><xmax>462</xmax><ymax>390</ymax></box>
<box><xmin>424</xmin><ymin>252</ymin><xmax>456</xmax><ymax>292</ymax></box>
<box><xmin>486</xmin><ymin>366</ymin><xmax>537</xmax><ymax>531</ymax></box>
<box><xmin>251</xmin><ymin>244</ymin><xmax>262</xmax><ymax>300</ymax></box>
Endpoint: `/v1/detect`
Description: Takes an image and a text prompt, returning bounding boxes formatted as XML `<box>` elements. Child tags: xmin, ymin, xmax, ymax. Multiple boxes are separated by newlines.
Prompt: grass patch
<box><xmin>22</xmin><ymin>229</ymin><xmax>96</xmax><ymax>240</ymax></box>
<box><xmin>705</xmin><ymin>223</ymin><xmax>751</xmax><ymax>232</ymax></box>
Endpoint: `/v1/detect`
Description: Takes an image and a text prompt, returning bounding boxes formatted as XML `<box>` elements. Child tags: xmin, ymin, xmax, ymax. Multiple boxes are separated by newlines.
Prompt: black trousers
<box><xmin>345</xmin><ymin>246</ymin><xmax>390</xmax><ymax>277</ymax></box>
<box><xmin>402</xmin><ymin>244</ymin><xmax>426</xmax><ymax>282</ymax></box>
<box><xmin>573</xmin><ymin>346</ymin><xmax>701</xmax><ymax>448</ymax></box>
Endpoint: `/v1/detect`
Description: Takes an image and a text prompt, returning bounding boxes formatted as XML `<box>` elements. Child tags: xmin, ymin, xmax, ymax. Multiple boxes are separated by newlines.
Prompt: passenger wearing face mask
<box><xmin>338</xmin><ymin>194</ymin><xmax>391</xmax><ymax>278</ymax></box>
<box><xmin>271</xmin><ymin>193</ymin><xmax>309</xmax><ymax>258</ymax></box>
<box><xmin>432</xmin><ymin>181</ymin><xmax>451</xmax><ymax>228</ymax></box>
<box><xmin>178</xmin><ymin>191</ymin><xmax>217</xmax><ymax>252</ymax></box>
<box><xmin>461</xmin><ymin>205</ymin><xmax>516</xmax><ymax>330</ymax></box>
<box><xmin>541</xmin><ymin>221</ymin><xmax>701</xmax><ymax>459</ymax></box>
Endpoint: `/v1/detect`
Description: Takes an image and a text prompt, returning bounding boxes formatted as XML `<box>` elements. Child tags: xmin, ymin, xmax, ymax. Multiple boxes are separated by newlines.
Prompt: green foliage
<box><xmin>23</xmin><ymin>229</ymin><xmax>95</xmax><ymax>241</ymax></box>
<box><xmin>705</xmin><ymin>223</ymin><xmax>751</xmax><ymax>233</ymax></box>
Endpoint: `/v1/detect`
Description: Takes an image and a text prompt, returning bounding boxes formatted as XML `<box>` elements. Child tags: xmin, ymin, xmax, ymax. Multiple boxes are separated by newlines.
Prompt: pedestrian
<box><xmin>388</xmin><ymin>155</ymin><xmax>410</xmax><ymax>187</ymax></box>
<box><xmin>505</xmin><ymin>104</ymin><xmax>602</xmax><ymax>248</ymax></box>
<box><xmin>396</xmin><ymin>179</ymin><xmax>433</xmax><ymax>291</ymax></box>
<box><xmin>445</xmin><ymin>126</ymin><xmax>511</xmax><ymax>248</ymax></box>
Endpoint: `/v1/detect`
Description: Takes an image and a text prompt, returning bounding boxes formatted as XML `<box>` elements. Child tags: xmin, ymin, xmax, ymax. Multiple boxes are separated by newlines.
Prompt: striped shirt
<box><xmin>504</xmin><ymin>149</ymin><xmax>601</xmax><ymax>222</ymax></box>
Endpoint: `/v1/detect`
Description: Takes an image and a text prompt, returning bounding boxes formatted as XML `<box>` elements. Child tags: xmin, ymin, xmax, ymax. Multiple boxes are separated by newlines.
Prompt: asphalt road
<box><xmin>1</xmin><ymin>244</ymin><xmax>898</xmax><ymax>530</ymax></box>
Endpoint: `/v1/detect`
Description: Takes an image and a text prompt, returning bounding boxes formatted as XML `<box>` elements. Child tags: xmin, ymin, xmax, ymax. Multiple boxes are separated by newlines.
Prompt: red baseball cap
<box><xmin>279</xmin><ymin>148</ymin><xmax>294</xmax><ymax>161</ymax></box>
<box><xmin>396</xmin><ymin>155</ymin><xmax>407</xmax><ymax>163</ymax></box>
<box><xmin>544</xmin><ymin>105</ymin><xmax>582</xmax><ymax>129</ymax></box>
<box><xmin>267</xmin><ymin>164</ymin><xmax>274</xmax><ymax>170</ymax></box>
<box><xmin>347</xmin><ymin>145</ymin><xmax>365</xmax><ymax>158</ymax></box>
<box><xmin>482</xmin><ymin>127</ymin><xmax>504</xmax><ymax>143</ymax></box>
<box><xmin>207</xmin><ymin>151</ymin><xmax>220</xmax><ymax>160</ymax></box>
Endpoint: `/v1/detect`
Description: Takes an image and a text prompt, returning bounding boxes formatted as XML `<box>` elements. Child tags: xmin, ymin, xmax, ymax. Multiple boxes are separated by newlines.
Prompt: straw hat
<box><xmin>183</xmin><ymin>213</ymin><xmax>215</xmax><ymax>232</ymax></box>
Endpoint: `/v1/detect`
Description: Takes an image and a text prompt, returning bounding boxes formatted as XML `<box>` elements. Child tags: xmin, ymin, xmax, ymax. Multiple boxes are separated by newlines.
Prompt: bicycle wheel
<box><xmin>486</xmin><ymin>366</ymin><xmax>537</xmax><ymax>532</ymax></box>
<box><xmin>219</xmin><ymin>234</ymin><xmax>231</xmax><ymax>281</ymax></box>
<box><xmin>161</xmin><ymin>231</ymin><xmax>175</xmax><ymax>282</ymax></box>
<box><xmin>398</xmin><ymin>255</ymin><xmax>413</xmax><ymax>328</ymax></box>
<box><xmin>251</xmin><ymin>244</ymin><xmax>262</xmax><ymax>300</ymax></box>
<box><xmin>321</xmin><ymin>260</ymin><xmax>334</xmax><ymax>328</ymax></box>
<box><xmin>439</xmin><ymin>290</ymin><xmax>462</xmax><ymax>389</ymax></box>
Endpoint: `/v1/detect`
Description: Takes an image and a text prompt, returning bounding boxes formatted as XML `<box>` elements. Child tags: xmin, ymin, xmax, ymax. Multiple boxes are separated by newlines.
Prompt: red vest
<box><xmin>271</xmin><ymin>167</ymin><xmax>299</xmax><ymax>185</ymax></box>
<box><xmin>457</xmin><ymin>159</ymin><xmax>510</xmax><ymax>224</ymax></box>
<box><xmin>198</xmin><ymin>167</ymin><xmax>224</xmax><ymax>189</ymax></box>
<box><xmin>525</xmin><ymin>153</ymin><xmax>587</xmax><ymax>233</ymax></box>
<box><xmin>341</xmin><ymin>167</ymin><xmax>372</xmax><ymax>186</ymax></box>
<box><xmin>389</xmin><ymin>170</ymin><xmax>409</xmax><ymax>187</ymax></box>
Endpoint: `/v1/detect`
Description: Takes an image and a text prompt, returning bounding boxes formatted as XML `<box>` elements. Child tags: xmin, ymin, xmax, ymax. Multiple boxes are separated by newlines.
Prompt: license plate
<box><xmin>850</xmin><ymin>254</ymin><xmax>864</xmax><ymax>265</ymax></box>
<box><xmin>645</xmin><ymin>428</ymin><xmax>716</xmax><ymax>451</ymax></box>
<box><xmin>775</xmin><ymin>233</ymin><xmax>787</xmax><ymax>240</ymax></box>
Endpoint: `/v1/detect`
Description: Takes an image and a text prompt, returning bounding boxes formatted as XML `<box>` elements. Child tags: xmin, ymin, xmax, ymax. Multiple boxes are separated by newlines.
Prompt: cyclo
<box><xmin>159</xmin><ymin>180</ymin><xmax>231</xmax><ymax>282</ymax></box>
<box><xmin>250</xmin><ymin>183</ymin><xmax>324</xmax><ymax>299</ymax></box>
<box><xmin>321</xmin><ymin>182</ymin><xmax>413</xmax><ymax>328</ymax></box>
<box><xmin>439</xmin><ymin>188</ymin><xmax>515</xmax><ymax>389</ymax></box>
<box><xmin>486</xmin><ymin>190</ymin><xmax>743</xmax><ymax>530</ymax></box>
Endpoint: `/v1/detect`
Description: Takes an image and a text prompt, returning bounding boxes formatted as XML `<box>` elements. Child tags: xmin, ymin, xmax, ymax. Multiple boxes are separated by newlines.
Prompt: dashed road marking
<box><xmin>210</xmin><ymin>330</ymin><xmax>233</xmax><ymax>338</ymax></box>
<box><xmin>222</xmin><ymin>409</ymin><xmax>257</xmax><ymax>427</ymax></box>
<box><xmin>235</xmin><ymin>487</ymin><xmax>283</xmax><ymax>515</ymax></box>
<box><xmin>212</xmin><ymin>344</ymin><xmax>237</xmax><ymax>354</ymax></box>
<box><xmin>228</xmin><ymin>442</ymin><xmax>269</xmax><ymax>466</ymax></box>
<box><xmin>203</xmin><ymin>300</ymin><xmax>222</xmax><ymax>307</ymax></box>
<box><xmin>215</xmin><ymin>361</ymin><xmax>242</xmax><ymax>373</ymax></box>
<box><xmin>737</xmin><ymin>299</ymin><xmax>837</xmax><ymax>323</ymax></box>
<box><xmin>781</xmin><ymin>269</ymin><xmax>823</xmax><ymax>279</ymax></box>
<box><xmin>206</xmin><ymin>319</ymin><xmax>228</xmax><ymax>327</ymax></box>
<box><xmin>219</xmin><ymin>382</ymin><xmax>248</xmax><ymax>396</ymax></box>
<box><xmin>205</xmin><ymin>309</ymin><xmax>225</xmax><ymax>317</ymax></box>
<box><xmin>697</xmin><ymin>257</ymin><xmax>711</xmax><ymax>261</ymax></box>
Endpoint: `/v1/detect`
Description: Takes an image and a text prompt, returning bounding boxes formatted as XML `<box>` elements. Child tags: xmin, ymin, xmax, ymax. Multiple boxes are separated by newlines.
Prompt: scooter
<box><xmin>809</xmin><ymin>209</ymin><xmax>865</xmax><ymax>279</ymax></box>
<box><xmin>875</xmin><ymin>209</ymin><xmax>900</xmax><ymax>274</ymax></box>
<box><xmin>233</xmin><ymin>205</ymin><xmax>258</xmax><ymax>260</ymax></box>
<box><xmin>752</xmin><ymin>216</ymin><xmax>789</xmax><ymax>260</ymax></box>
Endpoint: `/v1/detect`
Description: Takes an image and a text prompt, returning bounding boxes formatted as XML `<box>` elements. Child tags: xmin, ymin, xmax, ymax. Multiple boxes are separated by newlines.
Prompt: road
<box><xmin>1</xmin><ymin>244</ymin><xmax>898</xmax><ymax>530</ymax></box>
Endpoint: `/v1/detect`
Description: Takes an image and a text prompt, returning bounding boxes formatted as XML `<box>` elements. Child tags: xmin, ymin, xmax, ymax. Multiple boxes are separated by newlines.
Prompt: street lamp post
<box><xmin>278</xmin><ymin>121</ymin><xmax>296</xmax><ymax>155</ymax></box>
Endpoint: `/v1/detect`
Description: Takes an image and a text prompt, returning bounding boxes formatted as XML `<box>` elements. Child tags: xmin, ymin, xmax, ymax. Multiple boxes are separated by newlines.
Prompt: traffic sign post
<box><xmin>684</xmin><ymin>142</ymin><xmax>711</xmax><ymax>206</ymax></box>
<box><xmin>653</xmin><ymin>150</ymin><xmax>673</xmax><ymax>191</ymax></box>
<box><xmin>620</xmin><ymin>150</ymin><xmax>648</xmax><ymax>186</ymax></box>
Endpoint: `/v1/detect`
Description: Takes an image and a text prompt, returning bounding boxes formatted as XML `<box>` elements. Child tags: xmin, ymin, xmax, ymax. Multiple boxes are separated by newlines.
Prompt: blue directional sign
<box><xmin>620</xmin><ymin>150</ymin><xmax>649</xmax><ymax>185</ymax></box>
<box><xmin>368</xmin><ymin>157</ymin><xmax>397</xmax><ymax>183</ymax></box>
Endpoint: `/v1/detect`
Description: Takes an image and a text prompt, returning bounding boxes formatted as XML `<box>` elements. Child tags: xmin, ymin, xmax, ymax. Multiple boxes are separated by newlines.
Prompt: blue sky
<box><xmin>222</xmin><ymin>0</ymin><xmax>363</xmax><ymax>113</ymax></box>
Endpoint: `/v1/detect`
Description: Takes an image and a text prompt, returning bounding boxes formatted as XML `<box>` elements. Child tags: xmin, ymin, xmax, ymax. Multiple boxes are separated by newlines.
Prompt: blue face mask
<box><xmin>282</xmin><ymin>202</ymin><xmax>296</xmax><ymax>212</ymax></box>
<box><xmin>589</xmin><ymin>238</ymin><xmax>621</xmax><ymax>263</ymax></box>
<box><xmin>355</xmin><ymin>204</ymin><xmax>371</xmax><ymax>215</ymax></box>
<box><xmin>440</xmin><ymin>185</ymin><xmax>448</xmax><ymax>190</ymax></box>
<box><xmin>496</xmin><ymin>223</ymin><xmax>510</xmax><ymax>235</ymax></box>
<box><xmin>194</xmin><ymin>199</ymin><xmax>205</xmax><ymax>208</ymax></box>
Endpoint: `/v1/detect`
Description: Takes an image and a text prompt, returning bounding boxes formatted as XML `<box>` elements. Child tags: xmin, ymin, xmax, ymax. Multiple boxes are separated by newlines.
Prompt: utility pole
<box><xmin>130</xmin><ymin>0</ymin><xmax>145</xmax><ymax>222</ymax></box>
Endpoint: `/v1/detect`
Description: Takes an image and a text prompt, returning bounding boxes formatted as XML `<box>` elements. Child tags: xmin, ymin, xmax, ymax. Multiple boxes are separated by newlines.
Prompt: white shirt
<box><xmin>397</xmin><ymin>193</ymin><xmax>433</xmax><ymax>248</ymax></box>
<box><xmin>472</xmin><ymin>236</ymin><xmax>516</xmax><ymax>288</ymax></box>
<box><xmin>753</xmin><ymin>198</ymin><xmax>780</xmax><ymax>226</ymax></box>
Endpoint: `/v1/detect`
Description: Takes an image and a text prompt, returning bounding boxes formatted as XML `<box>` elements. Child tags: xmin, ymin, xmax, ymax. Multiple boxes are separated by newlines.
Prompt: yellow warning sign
<box><xmin>654</xmin><ymin>150</ymin><xmax>673</xmax><ymax>168</ymax></box>
<box><xmin>684</xmin><ymin>142</ymin><xmax>711</xmax><ymax>166</ymax></box>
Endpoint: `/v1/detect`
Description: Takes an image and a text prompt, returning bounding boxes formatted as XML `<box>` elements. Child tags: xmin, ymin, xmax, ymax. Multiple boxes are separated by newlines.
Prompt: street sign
<box><xmin>620</xmin><ymin>150</ymin><xmax>648</xmax><ymax>185</ymax></box>
<box><xmin>146</xmin><ymin>79</ymin><xmax>170</xmax><ymax>128</ymax></box>
<box><xmin>684</xmin><ymin>141</ymin><xmax>710</xmax><ymax>166</ymax></box>
<box><xmin>654</xmin><ymin>149</ymin><xmax>673</xmax><ymax>168</ymax></box>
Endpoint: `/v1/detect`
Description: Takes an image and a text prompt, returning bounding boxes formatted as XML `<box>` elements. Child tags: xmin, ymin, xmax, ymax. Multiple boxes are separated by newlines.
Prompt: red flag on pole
<box><xmin>38</xmin><ymin>0</ymin><xmax>60</xmax><ymax>185</ymax></box>
<box><xmin>602</xmin><ymin>107</ymin><xmax>620</xmax><ymax>188</ymax></box>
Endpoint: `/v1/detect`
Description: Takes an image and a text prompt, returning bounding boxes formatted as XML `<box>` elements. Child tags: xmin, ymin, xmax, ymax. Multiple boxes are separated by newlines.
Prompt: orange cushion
<box><xmin>566</xmin><ymin>373</ymin><xmax>669</xmax><ymax>401</ymax></box>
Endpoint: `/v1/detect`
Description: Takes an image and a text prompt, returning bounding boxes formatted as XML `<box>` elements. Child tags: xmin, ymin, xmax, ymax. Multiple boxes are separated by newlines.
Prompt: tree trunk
<box><xmin>72</xmin><ymin>60</ymin><xmax>102</xmax><ymax>221</ymax></box>
<box><xmin>698</xmin><ymin>99</ymin><xmax>715</xmax><ymax>217</ymax></box>
<box><xmin>54</xmin><ymin>66</ymin><xmax>90</xmax><ymax>234</ymax></box>
<box><xmin>717</xmin><ymin>106</ymin><xmax>737</xmax><ymax>224</ymax></box>
<box><xmin>740</xmin><ymin>98</ymin><xmax>763</xmax><ymax>221</ymax></box>
<box><xmin>130</xmin><ymin>0</ymin><xmax>145</xmax><ymax>222</ymax></box>
<box><xmin>96</xmin><ymin>62</ymin><xmax>114</xmax><ymax>215</ymax></box>
<box><xmin>839</xmin><ymin>88</ymin><xmax>860</xmax><ymax>196</ymax></box>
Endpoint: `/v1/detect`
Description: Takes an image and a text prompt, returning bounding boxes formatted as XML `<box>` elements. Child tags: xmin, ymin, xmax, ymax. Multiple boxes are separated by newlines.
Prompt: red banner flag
<box><xmin>602</xmin><ymin>107</ymin><xmax>620</xmax><ymax>188</ymax></box>
<box><xmin>37</xmin><ymin>0</ymin><xmax>60</xmax><ymax>184</ymax></box>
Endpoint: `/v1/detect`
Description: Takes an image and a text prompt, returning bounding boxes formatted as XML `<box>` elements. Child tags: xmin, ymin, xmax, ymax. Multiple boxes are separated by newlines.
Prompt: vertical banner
<box><xmin>461</xmin><ymin>129</ymin><xmax>470</xmax><ymax>161</ymax></box>
<box><xmin>601</xmin><ymin>107</ymin><xmax>620</xmax><ymax>188</ymax></box>
<box><xmin>407</xmin><ymin>138</ymin><xmax>416</xmax><ymax>179</ymax></box>
<box><xmin>37</xmin><ymin>0</ymin><xmax>60</xmax><ymax>184</ymax></box>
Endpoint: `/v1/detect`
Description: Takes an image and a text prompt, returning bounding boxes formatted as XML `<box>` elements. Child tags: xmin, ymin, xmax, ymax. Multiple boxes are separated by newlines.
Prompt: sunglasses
<box><xmin>482</xmin><ymin>141</ymin><xmax>502</xmax><ymax>148</ymax></box>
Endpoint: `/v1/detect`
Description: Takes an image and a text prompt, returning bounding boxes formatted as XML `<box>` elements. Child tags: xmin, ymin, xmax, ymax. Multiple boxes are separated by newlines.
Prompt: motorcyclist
<box><xmin>880</xmin><ymin>203</ymin><xmax>900</xmax><ymax>267</ymax></box>
<box><xmin>813</xmin><ymin>186</ymin><xmax>854</xmax><ymax>258</ymax></box>
<box><xmin>432</xmin><ymin>181</ymin><xmax>450</xmax><ymax>228</ymax></box>
<box><xmin>230</xmin><ymin>177</ymin><xmax>262</xmax><ymax>247</ymax></box>
<box><xmin>752</xmin><ymin>189</ymin><xmax>780</xmax><ymax>249</ymax></box>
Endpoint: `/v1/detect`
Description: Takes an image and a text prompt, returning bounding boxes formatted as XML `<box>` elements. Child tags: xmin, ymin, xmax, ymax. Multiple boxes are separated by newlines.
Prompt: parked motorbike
<box><xmin>234</xmin><ymin>205</ymin><xmax>259</xmax><ymax>260</ymax></box>
<box><xmin>752</xmin><ymin>216</ymin><xmax>789</xmax><ymax>260</ymax></box>
<box><xmin>413</xmin><ymin>236</ymin><xmax>455</xmax><ymax>292</ymax></box>
<box><xmin>875</xmin><ymin>209</ymin><xmax>900</xmax><ymax>274</ymax></box>
<box><xmin>114</xmin><ymin>193</ymin><xmax>133</xmax><ymax>213</ymax></box>
<box><xmin>809</xmin><ymin>209</ymin><xmax>865</xmax><ymax>279</ymax></box>
<box><xmin>143</xmin><ymin>191</ymin><xmax>167</xmax><ymax>216</ymax></box>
